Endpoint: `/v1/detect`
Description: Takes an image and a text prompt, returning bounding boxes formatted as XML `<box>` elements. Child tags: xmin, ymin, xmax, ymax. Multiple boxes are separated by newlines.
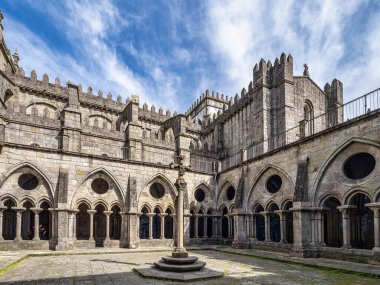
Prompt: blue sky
<box><xmin>2</xmin><ymin>0</ymin><xmax>380</xmax><ymax>112</ymax></box>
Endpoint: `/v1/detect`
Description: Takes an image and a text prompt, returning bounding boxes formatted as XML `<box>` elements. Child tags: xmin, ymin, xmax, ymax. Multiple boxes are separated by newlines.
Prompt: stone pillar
<box><xmin>262</xmin><ymin>212</ymin><xmax>270</xmax><ymax>242</ymax></box>
<box><xmin>31</xmin><ymin>208</ymin><xmax>43</xmax><ymax>241</ymax></box>
<box><xmin>172</xmin><ymin>214</ymin><xmax>177</xmax><ymax>241</ymax></box>
<box><xmin>251</xmin><ymin>214</ymin><xmax>257</xmax><ymax>241</ymax></box>
<box><xmin>159</xmin><ymin>213</ymin><xmax>167</xmax><ymax>239</ymax></box>
<box><xmin>172</xmin><ymin>179</ymin><xmax>188</xmax><ymax>258</ymax></box>
<box><xmin>104</xmin><ymin>211</ymin><xmax>113</xmax><ymax>241</ymax></box>
<box><xmin>12</xmin><ymin>207</ymin><xmax>24</xmax><ymax>241</ymax></box>
<box><xmin>87</xmin><ymin>210</ymin><xmax>97</xmax><ymax>241</ymax></box>
<box><xmin>203</xmin><ymin>215</ymin><xmax>208</xmax><ymax>238</ymax></box>
<box><xmin>315</xmin><ymin>209</ymin><xmax>326</xmax><ymax>246</ymax></box>
<box><xmin>338</xmin><ymin>205</ymin><xmax>355</xmax><ymax>249</ymax></box>
<box><xmin>231</xmin><ymin>209</ymin><xmax>250</xmax><ymax>249</ymax></box>
<box><xmin>147</xmin><ymin>213</ymin><xmax>155</xmax><ymax>240</ymax></box>
<box><xmin>365</xmin><ymin>203</ymin><xmax>380</xmax><ymax>251</ymax></box>
<box><xmin>72</xmin><ymin>210</ymin><xmax>79</xmax><ymax>241</ymax></box>
<box><xmin>276</xmin><ymin>210</ymin><xmax>287</xmax><ymax>243</ymax></box>
<box><xmin>121</xmin><ymin>212</ymin><xmax>137</xmax><ymax>248</ymax></box>
<box><xmin>228</xmin><ymin>216</ymin><xmax>232</xmax><ymax>238</ymax></box>
<box><xmin>194</xmin><ymin>215</ymin><xmax>199</xmax><ymax>238</ymax></box>
<box><xmin>0</xmin><ymin>206</ymin><xmax>7</xmax><ymax>241</ymax></box>
<box><xmin>212</xmin><ymin>216</ymin><xmax>218</xmax><ymax>238</ymax></box>
<box><xmin>290</xmin><ymin>202</ymin><xmax>319</xmax><ymax>257</ymax></box>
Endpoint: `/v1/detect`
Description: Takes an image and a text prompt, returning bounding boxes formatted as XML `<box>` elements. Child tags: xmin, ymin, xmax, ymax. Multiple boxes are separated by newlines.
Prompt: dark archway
<box><xmin>255</xmin><ymin>205</ymin><xmax>265</xmax><ymax>241</ymax></box>
<box><xmin>349</xmin><ymin>193</ymin><xmax>374</xmax><ymax>249</ymax></box>
<box><xmin>21</xmin><ymin>201</ymin><xmax>35</xmax><ymax>240</ymax></box>
<box><xmin>207</xmin><ymin>210</ymin><xmax>213</xmax><ymax>238</ymax></box>
<box><xmin>189</xmin><ymin>209</ymin><xmax>195</xmax><ymax>238</ymax></box>
<box><xmin>3</xmin><ymin>199</ymin><xmax>16</xmax><ymax>240</ymax></box>
<box><xmin>40</xmin><ymin>202</ymin><xmax>51</xmax><ymax>240</ymax></box>
<box><xmin>198</xmin><ymin>209</ymin><xmax>204</xmax><ymax>238</ymax></box>
<box><xmin>94</xmin><ymin>204</ymin><xmax>106</xmax><ymax>246</ymax></box>
<box><xmin>164</xmin><ymin>208</ymin><xmax>173</xmax><ymax>239</ymax></box>
<box><xmin>221</xmin><ymin>207</ymin><xmax>229</xmax><ymax>238</ymax></box>
<box><xmin>152</xmin><ymin>207</ymin><xmax>161</xmax><ymax>239</ymax></box>
<box><xmin>284</xmin><ymin>201</ymin><xmax>294</xmax><ymax>244</ymax></box>
<box><xmin>76</xmin><ymin>203</ymin><xmax>90</xmax><ymax>240</ymax></box>
<box><xmin>269</xmin><ymin>203</ymin><xmax>280</xmax><ymax>242</ymax></box>
<box><xmin>323</xmin><ymin>197</ymin><xmax>342</xmax><ymax>247</ymax></box>
<box><xmin>139</xmin><ymin>207</ymin><xmax>149</xmax><ymax>239</ymax></box>
<box><xmin>110</xmin><ymin>205</ymin><xmax>121</xmax><ymax>240</ymax></box>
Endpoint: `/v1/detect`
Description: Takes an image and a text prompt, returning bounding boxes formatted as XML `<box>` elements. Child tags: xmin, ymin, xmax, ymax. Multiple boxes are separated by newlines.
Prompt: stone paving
<box><xmin>0</xmin><ymin>250</ymin><xmax>379</xmax><ymax>285</ymax></box>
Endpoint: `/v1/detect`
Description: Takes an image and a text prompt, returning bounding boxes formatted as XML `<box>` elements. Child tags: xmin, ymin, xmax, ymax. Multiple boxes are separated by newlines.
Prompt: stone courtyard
<box><xmin>0</xmin><ymin>248</ymin><xmax>378</xmax><ymax>284</ymax></box>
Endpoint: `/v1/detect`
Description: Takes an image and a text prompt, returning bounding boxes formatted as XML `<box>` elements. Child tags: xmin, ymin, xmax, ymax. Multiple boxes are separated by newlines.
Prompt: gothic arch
<box><xmin>311</xmin><ymin>137</ymin><xmax>380</xmax><ymax>202</ymax></box>
<box><xmin>245</xmin><ymin>164</ymin><xmax>294</xmax><ymax>209</ymax></box>
<box><xmin>142</xmin><ymin>173</ymin><xmax>177</xmax><ymax>197</ymax></box>
<box><xmin>74</xmin><ymin>198</ymin><xmax>93</xmax><ymax>210</ymax></box>
<box><xmin>0</xmin><ymin>162</ymin><xmax>55</xmax><ymax>201</ymax></box>
<box><xmin>93</xmin><ymin>199</ymin><xmax>109</xmax><ymax>211</ymax></box>
<box><xmin>343</xmin><ymin>187</ymin><xmax>374</xmax><ymax>205</ymax></box>
<box><xmin>318</xmin><ymin>192</ymin><xmax>342</xmax><ymax>207</ymax></box>
<box><xmin>279</xmin><ymin>196</ymin><xmax>294</xmax><ymax>210</ymax></box>
<box><xmin>216</xmin><ymin>179</ymin><xmax>237</xmax><ymax>206</ymax></box>
<box><xmin>265</xmin><ymin>199</ymin><xmax>278</xmax><ymax>211</ymax></box>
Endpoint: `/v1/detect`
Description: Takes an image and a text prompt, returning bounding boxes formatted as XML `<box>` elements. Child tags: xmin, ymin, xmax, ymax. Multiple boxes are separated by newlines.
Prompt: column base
<box><xmin>13</xmin><ymin>237</ymin><xmax>22</xmax><ymax>242</ymax></box>
<box><xmin>231</xmin><ymin>241</ymin><xmax>250</xmax><ymax>249</ymax></box>
<box><xmin>372</xmin><ymin>247</ymin><xmax>380</xmax><ymax>254</ymax></box>
<box><xmin>172</xmin><ymin>247</ymin><xmax>188</xmax><ymax>258</ymax></box>
<box><xmin>291</xmin><ymin>246</ymin><xmax>320</xmax><ymax>258</ymax></box>
<box><xmin>341</xmin><ymin>244</ymin><xmax>352</xmax><ymax>250</ymax></box>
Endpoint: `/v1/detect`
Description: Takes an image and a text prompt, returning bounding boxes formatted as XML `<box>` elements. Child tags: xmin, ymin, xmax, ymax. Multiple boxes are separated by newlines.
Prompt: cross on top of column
<box><xmin>169</xmin><ymin>154</ymin><xmax>191</xmax><ymax>189</ymax></box>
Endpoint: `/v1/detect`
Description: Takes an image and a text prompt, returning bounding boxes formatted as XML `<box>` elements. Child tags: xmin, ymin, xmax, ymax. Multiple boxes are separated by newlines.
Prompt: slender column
<box><xmin>87</xmin><ymin>210</ymin><xmax>97</xmax><ymax>241</ymax></box>
<box><xmin>172</xmin><ymin>214</ymin><xmax>177</xmax><ymax>240</ymax></box>
<box><xmin>147</xmin><ymin>213</ymin><xmax>155</xmax><ymax>240</ymax></box>
<box><xmin>72</xmin><ymin>210</ymin><xmax>79</xmax><ymax>240</ymax></box>
<box><xmin>48</xmin><ymin>209</ymin><xmax>56</xmax><ymax>239</ymax></box>
<box><xmin>104</xmin><ymin>211</ymin><xmax>113</xmax><ymax>241</ymax></box>
<box><xmin>31</xmin><ymin>208</ymin><xmax>43</xmax><ymax>241</ymax></box>
<box><xmin>203</xmin><ymin>216</ymin><xmax>208</xmax><ymax>238</ymax></box>
<box><xmin>251</xmin><ymin>214</ymin><xmax>257</xmax><ymax>241</ymax></box>
<box><xmin>159</xmin><ymin>213</ymin><xmax>168</xmax><ymax>239</ymax></box>
<box><xmin>136</xmin><ymin>214</ymin><xmax>140</xmax><ymax>238</ymax></box>
<box><xmin>212</xmin><ymin>216</ymin><xmax>217</xmax><ymax>238</ymax></box>
<box><xmin>276</xmin><ymin>210</ymin><xmax>287</xmax><ymax>243</ymax></box>
<box><xmin>366</xmin><ymin>203</ymin><xmax>380</xmax><ymax>250</ymax></box>
<box><xmin>12</xmin><ymin>207</ymin><xmax>24</xmax><ymax>241</ymax></box>
<box><xmin>338</xmin><ymin>205</ymin><xmax>355</xmax><ymax>249</ymax></box>
<box><xmin>315</xmin><ymin>209</ymin><xmax>325</xmax><ymax>246</ymax></box>
<box><xmin>0</xmin><ymin>206</ymin><xmax>7</xmax><ymax>241</ymax></box>
<box><xmin>262</xmin><ymin>212</ymin><xmax>270</xmax><ymax>242</ymax></box>
<box><xmin>194</xmin><ymin>215</ymin><xmax>199</xmax><ymax>238</ymax></box>
<box><xmin>227</xmin><ymin>216</ymin><xmax>232</xmax><ymax>238</ymax></box>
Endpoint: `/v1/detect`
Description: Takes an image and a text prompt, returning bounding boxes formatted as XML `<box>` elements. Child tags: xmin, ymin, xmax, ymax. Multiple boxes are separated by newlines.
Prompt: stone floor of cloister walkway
<box><xmin>0</xmin><ymin>247</ymin><xmax>379</xmax><ymax>285</ymax></box>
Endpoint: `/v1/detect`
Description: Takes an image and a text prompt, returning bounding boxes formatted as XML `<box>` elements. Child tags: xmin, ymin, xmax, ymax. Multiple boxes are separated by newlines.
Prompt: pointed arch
<box><xmin>75</xmin><ymin>198</ymin><xmax>93</xmax><ymax>210</ymax></box>
<box><xmin>0</xmin><ymin>194</ymin><xmax>18</xmax><ymax>206</ymax></box>
<box><xmin>142</xmin><ymin>173</ymin><xmax>177</xmax><ymax>196</ymax></box>
<box><xmin>251</xmin><ymin>202</ymin><xmax>265</xmax><ymax>213</ymax></box>
<box><xmin>245</xmin><ymin>164</ymin><xmax>294</xmax><ymax>209</ymax></box>
<box><xmin>311</xmin><ymin>137</ymin><xmax>380</xmax><ymax>202</ymax></box>
<box><xmin>93</xmin><ymin>199</ymin><xmax>109</xmax><ymax>211</ymax></box>
<box><xmin>216</xmin><ymin>179</ymin><xmax>237</xmax><ymax>206</ymax></box>
<box><xmin>265</xmin><ymin>199</ymin><xmax>278</xmax><ymax>211</ymax></box>
<box><xmin>139</xmin><ymin>203</ymin><xmax>152</xmax><ymax>213</ymax></box>
<box><xmin>343</xmin><ymin>187</ymin><xmax>373</xmax><ymax>205</ymax></box>
<box><xmin>0</xmin><ymin>162</ymin><xmax>55</xmax><ymax>202</ymax></box>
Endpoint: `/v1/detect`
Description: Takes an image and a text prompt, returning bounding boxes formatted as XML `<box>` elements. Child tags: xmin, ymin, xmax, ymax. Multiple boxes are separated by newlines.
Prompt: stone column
<box><xmin>338</xmin><ymin>205</ymin><xmax>355</xmax><ymax>249</ymax></box>
<box><xmin>212</xmin><ymin>216</ymin><xmax>218</xmax><ymax>238</ymax></box>
<box><xmin>262</xmin><ymin>212</ymin><xmax>270</xmax><ymax>242</ymax></box>
<box><xmin>87</xmin><ymin>210</ymin><xmax>97</xmax><ymax>241</ymax></box>
<box><xmin>159</xmin><ymin>213</ymin><xmax>168</xmax><ymax>239</ymax></box>
<box><xmin>365</xmin><ymin>203</ymin><xmax>380</xmax><ymax>251</ymax></box>
<box><xmin>251</xmin><ymin>214</ymin><xmax>257</xmax><ymax>241</ymax></box>
<box><xmin>276</xmin><ymin>210</ymin><xmax>287</xmax><ymax>243</ymax></box>
<box><xmin>227</xmin><ymin>215</ymin><xmax>232</xmax><ymax>238</ymax></box>
<box><xmin>48</xmin><ymin>209</ymin><xmax>56</xmax><ymax>239</ymax></box>
<box><xmin>231</xmin><ymin>209</ymin><xmax>250</xmax><ymax>249</ymax></box>
<box><xmin>31</xmin><ymin>208</ymin><xmax>43</xmax><ymax>241</ymax></box>
<box><xmin>315</xmin><ymin>209</ymin><xmax>326</xmax><ymax>246</ymax></box>
<box><xmin>203</xmin><ymin>215</ymin><xmax>208</xmax><ymax>238</ymax></box>
<box><xmin>104</xmin><ymin>211</ymin><xmax>113</xmax><ymax>241</ymax></box>
<box><xmin>147</xmin><ymin>213</ymin><xmax>155</xmax><ymax>240</ymax></box>
<box><xmin>194</xmin><ymin>215</ymin><xmax>199</xmax><ymax>238</ymax></box>
<box><xmin>72</xmin><ymin>210</ymin><xmax>79</xmax><ymax>241</ymax></box>
<box><xmin>172</xmin><ymin>179</ymin><xmax>188</xmax><ymax>258</ymax></box>
<box><xmin>12</xmin><ymin>207</ymin><xmax>24</xmax><ymax>241</ymax></box>
<box><xmin>172</xmin><ymin>214</ymin><xmax>177</xmax><ymax>241</ymax></box>
<box><xmin>0</xmin><ymin>206</ymin><xmax>7</xmax><ymax>241</ymax></box>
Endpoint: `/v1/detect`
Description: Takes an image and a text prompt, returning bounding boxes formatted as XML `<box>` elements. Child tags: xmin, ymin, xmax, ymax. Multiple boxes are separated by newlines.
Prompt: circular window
<box><xmin>194</xmin><ymin>189</ymin><xmax>205</xmax><ymax>202</ymax></box>
<box><xmin>18</xmin><ymin>173</ymin><xmax>39</xmax><ymax>190</ymax></box>
<box><xmin>91</xmin><ymin>178</ymin><xmax>109</xmax><ymax>194</ymax></box>
<box><xmin>150</xmin><ymin>183</ymin><xmax>165</xmax><ymax>199</ymax></box>
<box><xmin>343</xmin><ymin>152</ymin><xmax>376</xmax><ymax>180</ymax></box>
<box><xmin>266</xmin><ymin>175</ymin><xmax>282</xmax><ymax>193</ymax></box>
<box><xmin>226</xmin><ymin>186</ymin><xmax>235</xmax><ymax>201</ymax></box>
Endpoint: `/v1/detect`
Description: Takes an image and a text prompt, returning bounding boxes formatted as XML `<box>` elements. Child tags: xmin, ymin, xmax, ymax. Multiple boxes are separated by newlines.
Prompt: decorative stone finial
<box><xmin>303</xmin><ymin>63</ymin><xmax>309</xmax><ymax>77</ymax></box>
<box><xmin>12</xmin><ymin>49</ymin><xmax>19</xmax><ymax>67</ymax></box>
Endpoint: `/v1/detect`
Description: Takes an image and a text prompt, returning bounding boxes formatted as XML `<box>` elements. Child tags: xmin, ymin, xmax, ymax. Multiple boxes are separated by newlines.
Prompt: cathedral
<box><xmin>0</xmin><ymin>11</ymin><xmax>379</xmax><ymax>263</ymax></box>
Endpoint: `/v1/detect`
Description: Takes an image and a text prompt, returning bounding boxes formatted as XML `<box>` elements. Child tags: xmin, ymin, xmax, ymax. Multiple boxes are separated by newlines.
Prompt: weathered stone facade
<box><xmin>0</xmin><ymin>12</ymin><xmax>379</xmax><ymax>263</ymax></box>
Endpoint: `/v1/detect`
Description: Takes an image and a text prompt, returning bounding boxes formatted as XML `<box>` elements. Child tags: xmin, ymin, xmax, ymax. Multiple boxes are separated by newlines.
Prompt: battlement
<box><xmin>139</xmin><ymin>102</ymin><xmax>177</xmax><ymax>123</ymax></box>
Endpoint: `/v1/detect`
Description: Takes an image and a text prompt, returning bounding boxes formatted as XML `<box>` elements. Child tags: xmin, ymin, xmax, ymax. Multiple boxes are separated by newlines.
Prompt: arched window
<box><xmin>284</xmin><ymin>201</ymin><xmax>293</xmax><ymax>244</ymax></box>
<box><xmin>221</xmin><ymin>207</ymin><xmax>229</xmax><ymax>238</ymax></box>
<box><xmin>323</xmin><ymin>197</ymin><xmax>342</xmax><ymax>247</ymax></box>
<box><xmin>40</xmin><ymin>201</ymin><xmax>51</xmax><ymax>240</ymax></box>
<box><xmin>110</xmin><ymin>205</ymin><xmax>121</xmax><ymax>240</ymax></box>
<box><xmin>349</xmin><ymin>193</ymin><xmax>374</xmax><ymax>249</ymax></box>
<box><xmin>255</xmin><ymin>205</ymin><xmax>265</xmax><ymax>241</ymax></box>
<box><xmin>268</xmin><ymin>203</ymin><xmax>280</xmax><ymax>242</ymax></box>
<box><xmin>94</xmin><ymin>204</ymin><xmax>106</xmax><ymax>246</ymax></box>
<box><xmin>303</xmin><ymin>101</ymin><xmax>314</xmax><ymax>135</ymax></box>
<box><xmin>164</xmin><ymin>208</ymin><xmax>173</xmax><ymax>239</ymax></box>
<box><xmin>21</xmin><ymin>201</ymin><xmax>35</xmax><ymax>240</ymax></box>
<box><xmin>3</xmin><ymin>199</ymin><xmax>16</xmax><ymax>240</ymax></box>
<box><xmin>76</xmin><ymin>203</ymin><xmax>90</xmax><ymax>240</ymax></box>
<box><xmin>139</xmin><ymin>207</ymin><xmax>149</xmax><ymax>239</ymax></box>
<box><xmin>152</xmin><ymin>207</ymin><xmax>161</xmax><ymax>239</ymax></box>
